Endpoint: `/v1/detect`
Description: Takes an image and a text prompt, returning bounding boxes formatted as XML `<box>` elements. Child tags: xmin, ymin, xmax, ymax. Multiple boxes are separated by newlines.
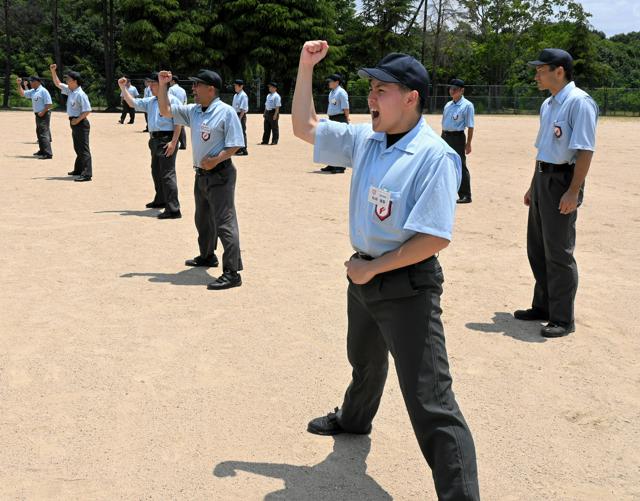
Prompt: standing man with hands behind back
<box><xmin>292</xmin><ymin>41</ymin><xmax>480</xmax><ymax>500</ymax></box>
<box><xmin>49</xmin><ymin>63</ymin><xmax>93</xmax><ymax>182</ymax></box>
<box><xmin>157</xmin><ymin>69</ymin><xmax>245</xmax><ymax>290</ymax></box>
<box><xmin>515</xmin><ymin>48</ymin><xmax>598</xmax><ymax>338</ymax></box>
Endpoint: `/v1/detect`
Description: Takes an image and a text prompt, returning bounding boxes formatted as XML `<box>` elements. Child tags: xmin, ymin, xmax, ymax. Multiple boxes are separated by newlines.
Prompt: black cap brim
<box><xmin>527</xmin><ymin>60</ymin><xmax>547</xmax><ymax>66</ymax></box>
<box><xmin>357</xmin><ymin>68</ymin><xmax>401</xmax><ymax>84</ymax></box>
<box><xmin>188</xmin><ymin>76</ymin><xmax>212</xmax><ymax>85</ymax></box>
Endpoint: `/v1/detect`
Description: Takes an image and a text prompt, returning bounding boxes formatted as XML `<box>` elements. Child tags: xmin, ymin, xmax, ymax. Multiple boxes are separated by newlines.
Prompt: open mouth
<box><xmin>371</xmin><ymin>110</ymin><xmax>380</xmax><ymax>119</ymax></box>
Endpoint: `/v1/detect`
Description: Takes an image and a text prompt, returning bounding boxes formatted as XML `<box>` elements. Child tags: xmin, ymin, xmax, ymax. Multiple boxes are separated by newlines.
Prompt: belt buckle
<box><xmin>537</xmin><ymin>161</ymin><xmax>543</xmax><ymax>173</ymax></box>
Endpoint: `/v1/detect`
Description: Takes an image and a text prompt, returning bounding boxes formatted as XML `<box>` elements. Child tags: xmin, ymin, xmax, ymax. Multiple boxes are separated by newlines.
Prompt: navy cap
<box><xmin>65</xmin><ymin>71</ymin><xmax>82</xmax><ymax>84</ymax></box>
<box><xmin>189</xmin><ymin>69</ymin><xmax>222</xmax><ymax>89</ymax></box>
<box><xmin>171</xmin><ymin>74</ymin><xmax>179</xmax><ymax>83</ymax></box>
<box><xmin>358</xmin><ymin>53</ymin><xmax>430</xmax><ymax>102</ymax></box>
<box><xmin>28</xmin><ymin>75</ymin><xmax>42</xmax><ymax>82</ymax></box>
<box><xmin>326</xmin><ymin>73</ymin><xmax>342</xmax><ymax>83</ymax></box>
<box><xmin>147</xmin><ymin>72</ymin><xmax>159</xmax><ymax>82</ymax></box>
<box><xmin>528</xmin><ymin>48</ymin><xmax>573</xmax><ymax>72</ymax></box>
<box><xmin>268</xmin><ymin>81</ymin><xmax>278</xmax><ymax>88</ymax></box>
<box><xmin>447</xmin><ymin>78</ymin><xmax>465</xmax><ymax>88</ymax></box>
<box><xmin>234</xmin><ymin>79</ymin><xmax>244</xmax><ymax>85</ymax></box>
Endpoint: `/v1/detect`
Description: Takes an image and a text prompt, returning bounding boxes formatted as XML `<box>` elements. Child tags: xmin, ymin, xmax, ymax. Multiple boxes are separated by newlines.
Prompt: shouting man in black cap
<box><xmin>514</xmin><ymin>48</ymin><xmax>598</xmax><ymax>338</ymax></box>
<box><xmin>292</xmin><ymin>40</ymin><xmax>480</xmax><ymax>500</ymax></box>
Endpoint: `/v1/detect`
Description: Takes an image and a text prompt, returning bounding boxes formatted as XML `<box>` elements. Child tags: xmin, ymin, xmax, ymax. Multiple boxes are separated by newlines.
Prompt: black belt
<box><xmin>329</xmin><ymin>113</ymin><xmax>346</xmax><ymax>118</ymax></box>
<box><xmin>536</xmin><ymin>161</ymin><xmax>574</xmax><ymax>173</ymax></box>
<box><xmin>68</xmin><ymin>116</ymin><xmax>79</xmax><ymax>120</ymax></box>
<box><xmin>356</xmin><ymin>252</ymin><xmax>375</xmax><ymax>261</ymax></box>
<box><xmin>442</xmin><ymin>130</ymin><xmax>464</xmax><ymax>136</ymax></box>
<box><xmin>150</xmin><ymin>131</ymin><xmax>173</xmax><ymax>138</ymax></box>
<box><xmin>194</xmin><ymin>159</ymin><xmax>232</xmax><ymax>176</ymax></box>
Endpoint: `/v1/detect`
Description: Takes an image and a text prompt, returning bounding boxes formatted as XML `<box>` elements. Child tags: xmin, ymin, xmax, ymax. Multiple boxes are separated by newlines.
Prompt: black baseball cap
<box><xmin>268</xmin><ymin>81</ymin><xmax>278</xmax><ymax>88</ymax></box>
<box><xmin>528</xmin><ymin>48</ymin><xmax>573</xmax><ymax>72</ymax></box>
<box><xmin>28</xmin><ymin>75</ymin><xmax>42</xmax><ymax>82</ymax></box>
<box><xmin>234</xmin><ymin>79</ymin><xmax>244</xmax><ymax>85</ymax></box>
<box><xmin>447</xmin><ymin>78</ymin><xmax>465</xmax><ymax>88</ymax></box>
<box><xmin>65</xmin><ymin>71</ymin><xmax>82</xmax><ymax>84</ymax></box>
<box><xmin>189</xmin><ymin>69</ymin><xmax>222</xmax><ymax>89</ymax></box>
<box><xmin>147</xmin><ymin>72</ymin><xmax>159</xmax><ymax>82</ymax></box>
<box><xmin>358</xmin><ymin>53</ymin><xmax>430</xmax><ymax>102</ymax></box>
<box><xmin>326</xmin><ymin>73</ymin><xmax>342</xmax><ymax>83</ymax></box>
<box><xmin>171</xmin><ymin>74</ymin><xmax>179</xmax><ymax>83</ymax></box>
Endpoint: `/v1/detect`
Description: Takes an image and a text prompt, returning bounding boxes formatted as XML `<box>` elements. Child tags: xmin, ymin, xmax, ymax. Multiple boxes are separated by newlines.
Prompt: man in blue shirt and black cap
<box><xmin>232</xmin><ymin>79</ymin><xmax>249</xmax><ymax>156</ymax></box>
<box><xmin>321</xmin><ymin>73</ymin><xmax>350</xmax><ymax>174</ymax></box>
<box><xmin>292</xmin><ymin>40</ymin><xmax>480</xmax><ymax>500</ymax></box>
<box><xmin>16</xmin><ymin>75</ymin><xmax>53</xmax><ymax>159</ymax></box>
<box><xmin>514</xmin><ymin>48</ymin><xmax>598</xmax><ymax>338</ymax></box>
<box><xmin>261</xmin><ymin>82</ymin><xmax>281</xmax><ymax>145</ymax></box>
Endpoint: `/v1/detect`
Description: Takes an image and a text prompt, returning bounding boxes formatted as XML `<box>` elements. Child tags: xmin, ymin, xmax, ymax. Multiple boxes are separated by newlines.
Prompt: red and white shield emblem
<box><xmin>201</xmin><ymin>132</ymin><xmax>211</xmax><ymax>141</ymax></box>
<box><xmin>375</xmin><ymin>201</ymin><xmax>392</xmax><ymax>221</ymax></box>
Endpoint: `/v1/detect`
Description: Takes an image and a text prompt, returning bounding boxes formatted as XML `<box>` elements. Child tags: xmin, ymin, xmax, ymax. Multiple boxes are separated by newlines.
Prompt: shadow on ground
<box><xmin>213</xmin><ymin>435</ymin><xmax>392</xmax><ymax>500</ymax></box>
<box><xmin>466</xmin><ymin>311</ymin><xmax>546</xmax><ymax>343</ymax></box>
<box><xmin>31</xmin><ymin>176</ymin><xmax>76</xmax><ymax>182</ymax></box>
<box><xmin>121</xmin><ymin>267</ymin><xmax>213</xmax><ymax>286</ymax></box>
<box><xmin>94</xmin><ymin>209</ymin><xmax>159</xmax><ymax>218</ymax></box>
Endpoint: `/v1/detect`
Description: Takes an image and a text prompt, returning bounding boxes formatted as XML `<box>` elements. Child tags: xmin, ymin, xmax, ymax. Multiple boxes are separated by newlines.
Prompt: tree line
<box><xmin>1</xmin><ymin>0</ymin><xmax>639</xmax><ymax>111</ymax></box>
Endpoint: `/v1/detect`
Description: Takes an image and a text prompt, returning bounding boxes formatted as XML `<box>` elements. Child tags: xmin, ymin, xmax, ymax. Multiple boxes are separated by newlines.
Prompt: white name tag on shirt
<box><xmin>368</xmin><ymin>186</ymin><xmax>391</xmax><ymax>210</ymax></box>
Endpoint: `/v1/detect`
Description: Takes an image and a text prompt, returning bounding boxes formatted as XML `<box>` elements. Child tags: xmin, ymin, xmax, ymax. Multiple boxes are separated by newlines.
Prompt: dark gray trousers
<box><xmin>262</xmin><ymin>110</ymin><xmax>279</xmax><ymax>144</ymax></box>
<box><xmin>339</xmin><ymin>256</ymin><xmax>480</xmax><ymax>501</ymax></box>
<box><xmin>238</xmin><ymin>113</ymin><xmax>247</xmax><ymax>152</ymax></box>
<box><xmin>70</xmin><ymin>119</ymin><xmax>92</xmax><ymax>177</ymax></box>
<box><xmin>527</xmin><ymin>169</ymin><xmax>582</xmax><ymax>326</ymax></box>
<box><xmin>193</xmin><ymin>162</ymin><xmax>243</xmax><ymax>273</ymax></box>
<box><xmin>35</xmin><ymin>112</ymin><xmax>52</xmax><ymax>156</ymax></box>
<box><xmin>442</xmin><ymin>132</ymin><xmax>470</xmax><ymax>198</ymax></box>
<box><xmin>120</xmin><ymin>101</ymin><xmax>135</xmax><ymax>123</ymax></box>
<box><xmin>149</xmin><ymin>135</ymin><xmax>180</xmax><ymax>212</ymax></box>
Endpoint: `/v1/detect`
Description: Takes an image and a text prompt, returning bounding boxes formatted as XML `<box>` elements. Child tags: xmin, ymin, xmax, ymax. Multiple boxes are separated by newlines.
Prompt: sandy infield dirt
<box><xmin>1</xmin><ymin>110</ymin><xmax>638</xmax><ymax>500</ymax></box>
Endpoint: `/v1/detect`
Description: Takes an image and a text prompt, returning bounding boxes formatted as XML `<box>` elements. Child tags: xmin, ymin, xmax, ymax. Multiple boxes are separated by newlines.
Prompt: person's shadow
<box><xmin>466</xmin><ymin>311</ymin><xmax>546</xmax><ymax>343</ymax></box>
<box><xmin>213</xmin><ymin>435</ymin><xmax>392</xmax><ymax>500</ymax></box>
<box><xmin>94</xmin><ymin>209</ymin><xmax>159</xmax><ymax>218</ymax></box>
<box><xmin>31</xmin><ymin>176</ymin><xmax>76</xmax><ymax>182</ymax></box>
<box><xmin>120</xmin><ymin>267</ymin><xmax>212</xmax><ymax>286</ymax></box>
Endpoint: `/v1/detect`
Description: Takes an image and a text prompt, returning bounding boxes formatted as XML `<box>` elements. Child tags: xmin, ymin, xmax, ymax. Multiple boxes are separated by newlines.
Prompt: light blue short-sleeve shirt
<box><xmin>134</xmin><ymin>95</ymin><xmax>180</xmax><ymax>132</ymax></box>
<box><xmin>23</xmin><ymin>86</ymin><xmax>52</xmax><ymax>113</ymax></box>
<box><xmin>314</xmin><ymin>118</ymin><xmax>462</xmax><ymax>257</ymax></box>
<box><xmin>535</xmin><ymin>81</ymin><xmax>598</xmax><ymax>164</ymax></box>
<box><xmin>60</xmin><ymin>84</ymin><xmax>91</xmax><ymax>117</ymax></box>
<box><xmin>171</xmin><ymin>98</ymin><xmax>245</xmax><ymax>167</ymax></box>
<box><xmin>265</xmin><ymin>92</ymin><xmax>281</xmax><ymax>110</ymax></box>
<box><xmin>144</xmin><ymin>86</ymin><xmax>153</xmax><ymax>98</ymax></box>
<box><xmin>169</xmin><ymin>84</ymin><xmax>188</xmax><ymax>104</ymax></box>
<box><xmin>442</xmin><ymin>96</ymin><xmax>474</xmax><ymax>131</ymax></box>
<box><xmin>232</xmin><ymin>90</ymin><xmax>249</xmax><ymax>113</ymax></box>
<box><xmin>122</xmin><ymin>84</ymin><xmax>139</xmax><ymax>98</ymax></box>
<box><xmin>328</xmin><ymin>86</ymin><xmax>349</xmax><ymax>116</ymax></box>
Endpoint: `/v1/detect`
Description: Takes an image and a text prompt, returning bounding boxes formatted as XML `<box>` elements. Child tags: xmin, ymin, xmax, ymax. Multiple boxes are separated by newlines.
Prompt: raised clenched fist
<box><xmin>158</xmin><ymin>71</ymin><xmax>172</xmax><ymax>85</ymax></box>
<box><xmin>300</xmin><ymin>41</ymin><xmax>329</xmax><ymax>67</ymax></box>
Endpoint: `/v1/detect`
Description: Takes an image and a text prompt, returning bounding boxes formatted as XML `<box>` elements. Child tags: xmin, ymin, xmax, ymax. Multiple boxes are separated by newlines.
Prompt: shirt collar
<box><xmin>367</xmin><ymin>117</ymin><xmax>425</xmax><ymax>154</ymax></box>
<box><xmin>201</xmin><ymin>97</ymin><xmax>221</xmax><ymax>113</ymax></box>
<box><xmin>553</xmin><ymin>81</ymin><xmax>575</xmax><ymax>105</ymax></box>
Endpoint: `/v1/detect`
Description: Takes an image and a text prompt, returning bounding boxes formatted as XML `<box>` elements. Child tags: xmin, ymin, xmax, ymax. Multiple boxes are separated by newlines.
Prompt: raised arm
<box><xmin>118</xmin><ymin>77</ymin><xmax>136</xmax><ymax>108</ymax></box>
<box><xmin>49</xmin><ymin>63</ymin><xmax>63</xmax><ymax>89</ymax></box>
<box><xmin>15</xmin><ymin>77</ymin><xmax>26</xmax><ymax>97</ymax></box>
<box><xmin>157</xmin><ymin>71</ymin><xmax>173</xmax><ymax>118</ymax></box>
<box><xmin>292</xmin><ymin>40</ymin><xmax>329</xmax><ymax>144</ymax></box>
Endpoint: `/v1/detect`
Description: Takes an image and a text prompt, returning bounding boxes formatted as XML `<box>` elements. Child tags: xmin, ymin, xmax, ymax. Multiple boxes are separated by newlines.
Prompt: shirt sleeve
<box><xmin>569</xmin><ymin>97</ymin><xmax>598</xmax><ymax>152</ymax></box>
<box><xmin>23</xmin><ymin>89</ymin><xmax>35</xmax><ymax>98</ymax></box>
<box><xmin>224</xmin><ymin>108</ymin><xmax>246</xmax><ymax>147</ymax></box>
<box><xmin>274</xmin><ymin>95</ymin><xmax>282</xmax><ymax>108</ymax></box>
<box><xmin>133</xmin><ymin>97</ymin><xmax>149</xmax><ymax>113</ymax></box>
<box><xmin>241</xmin><ymin>95</ymin><xmax>249</xmax><ymax>112</ymax></box>
<box><xmin>130</xmin><ymin>87</ymin><xmax>139</xmax><ymax>97</ymax></box>
<box><xmin>60</xmin><ymin>83</ymin><xmax>70</xmax><ymax>96</ymax></box>
<box><xmin>79</xmin><ymin>93</ymin><xmax>92</xmax><ymax>112</ymax></box>
<box><xmin>404</xmin><ymin>151</ymin><xmax>461</xmax><ymax>241</ymax></box>
<box><xmin>466</xmin><ymin>102</ymin><xmax>475</xmax><ymax>128</ymax></box>
<box><xmin>340</xmin><ymin>90</ymin><xmax>349</xmax><ymax>110</ymax></box>
<box><xmin>43</xmin><ymin>90</ymin><xmax>52</xmax><ymax>105</ymax></box>
<box><xmin>170</xmin><ymin>104</ymin><xmax>193</xmax><ymax>127</ymax></box>
<box><xmin>313</xmin><ymin>119</ymin><xmax>362</xmax><ymax>168</ymax></box>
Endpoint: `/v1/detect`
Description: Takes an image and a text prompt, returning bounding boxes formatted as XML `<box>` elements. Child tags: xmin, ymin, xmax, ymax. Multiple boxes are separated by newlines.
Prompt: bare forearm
<box><xmin>344</xmin><ymin>109</ymin><xmax>350</xmax><ymax>122</ymax></box>
<box><xmin>569</xmin><ymin>150</ymin><xmax>593</xmax><ymax>193</ymax></box>
<box><xmin>120</xmin><ymin>88</ymin><xmax>136</xmax><ymax>108</ymax></box>
<box><xmin>171</xmin><ymin>125</ymin><xmax>182</xmax><ymax>143</ymax></box>
<box><xmin>292</xmin><ymin>62</ymin><xmax>318</xmax><ymax>143</ymax></box>
<box><xmin>157</xmin><ymin>84</ymin><xmax>172</xmax><ymax>117</ymax></box>
<box><xmin>369</xmin><ymin>233</ymin><xmax>449</xmax><ymax>275</ymax></box>
<box><xmin>466</xmin><ymin>127</ymin><xmax>474</xmax><ymax>145</ymax></box>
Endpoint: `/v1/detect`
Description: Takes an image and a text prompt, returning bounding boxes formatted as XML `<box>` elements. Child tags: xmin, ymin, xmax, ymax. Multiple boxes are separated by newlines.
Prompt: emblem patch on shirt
<box><xmin>554</xmin><ymin>125</ymin><xmax>563</xmax><ymax>138</ymax></box>
<box><xmin>200</xmin><ymin>123</ymin><xmax>211</xmax><ymax>142</ymax></box>
<box><xmin>375</xmin><ymin>201</ymin><xmax>393</xmax><ymax>221</ymax></box>
<box><xmin>453</xmin><ymin>113</ymin><xmax>459</xmax><ymax>120</ymax></box>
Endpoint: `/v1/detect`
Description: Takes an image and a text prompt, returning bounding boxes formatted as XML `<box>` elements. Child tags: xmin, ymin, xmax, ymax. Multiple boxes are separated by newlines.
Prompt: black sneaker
<box><xmin>457</xmin><ymin>196</ymin><xmax>472</xmax><ymax>204</ymax></box>
<box><xmin>37</xmin><ymin>154</ymin><xmax>53</xmax><ymax>160</ymax></box>
<box><xmin>514</xmin><ymin>308</ymin><xmax>548</xmax><ymax>321</ymax></box>
<box><xmin>185</xmin><ymin>255</ymin><xmax>218</xmax><ymax>267</ymax></box>
<box><xmin>145</xmin><ymin>201</ymin><xmax>166</xmax><ymax>209</ymax></box>
<box><xmin>307</xmin><ymin>407</ymin><xmax>372</xmax><ymax>436</ymax></box>
<box><xmin>207</xmin><ymin>272</ymin><xmax>242</xmax><ymax>290</ymax></box>
<box><xmin>33</xmin><ymin>151</ymin><xmax>43</xmax><ymax>156</ymax></box>
<box><xmin>74</xmin><ymin>175</ymin><xmax>92</xmax><ymax>182</ymax></box>
<box><xmin>541</xmin><ymin>322</ymin><xmax>575</xmax><ymax>338</ymax></box>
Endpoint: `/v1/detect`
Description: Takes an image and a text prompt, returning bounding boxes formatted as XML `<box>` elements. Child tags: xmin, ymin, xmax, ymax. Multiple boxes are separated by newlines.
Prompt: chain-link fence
<box><xmin>5</xmin><ymin>77</ymin><xmax>640</xmax><ymax>116</ymax></box>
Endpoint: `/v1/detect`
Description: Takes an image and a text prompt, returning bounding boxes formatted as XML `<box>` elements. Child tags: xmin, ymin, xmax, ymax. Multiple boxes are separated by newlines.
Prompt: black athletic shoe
<box><xmin>207</xmin><ymin>272</ymin><xmax>242</xmax><ymax>290</ymax></box>
<box><xmin>185</xmin><ymin>255</ymin><xmax>219</xmax><ymax>267</ymax></box>
<box><xmin>541</xmin><ymin>322</ymin><xmax>575</xmax><ymax>338</ymax></box>
<box><xmin>457</xmin><ymin>196</ymin><xmax>472</xmax><ymax>204</ymax></box>
<box><xmin>514</xmin><ymin>308</ymin><xmax>549</xmax><ymax>321</ymax></box>
<box><xmin>157</xmin><ymin>210</ymin><xmax>182</xmax><ymax>219</ymax></box>
<box><xmin>33</xmin><ymin>151</ymin><xmax>43</xmax><ymax>156</ymax></box>
<box><xmin>307</xmin><ymin>407</ymin><xmax>372</xmax><ymax>436</ymax></box>
<box><xmin>74</xmin><ymin>175</ymin><xmax>92</xmax><ymax>182</ymax></box>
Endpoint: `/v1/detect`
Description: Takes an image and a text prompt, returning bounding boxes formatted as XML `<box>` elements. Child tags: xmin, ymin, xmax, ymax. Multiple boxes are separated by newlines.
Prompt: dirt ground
<box><xmin>0</xmin><ymin>110</ymin><xmax>638</xmax><ymax>500</ymax></box>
